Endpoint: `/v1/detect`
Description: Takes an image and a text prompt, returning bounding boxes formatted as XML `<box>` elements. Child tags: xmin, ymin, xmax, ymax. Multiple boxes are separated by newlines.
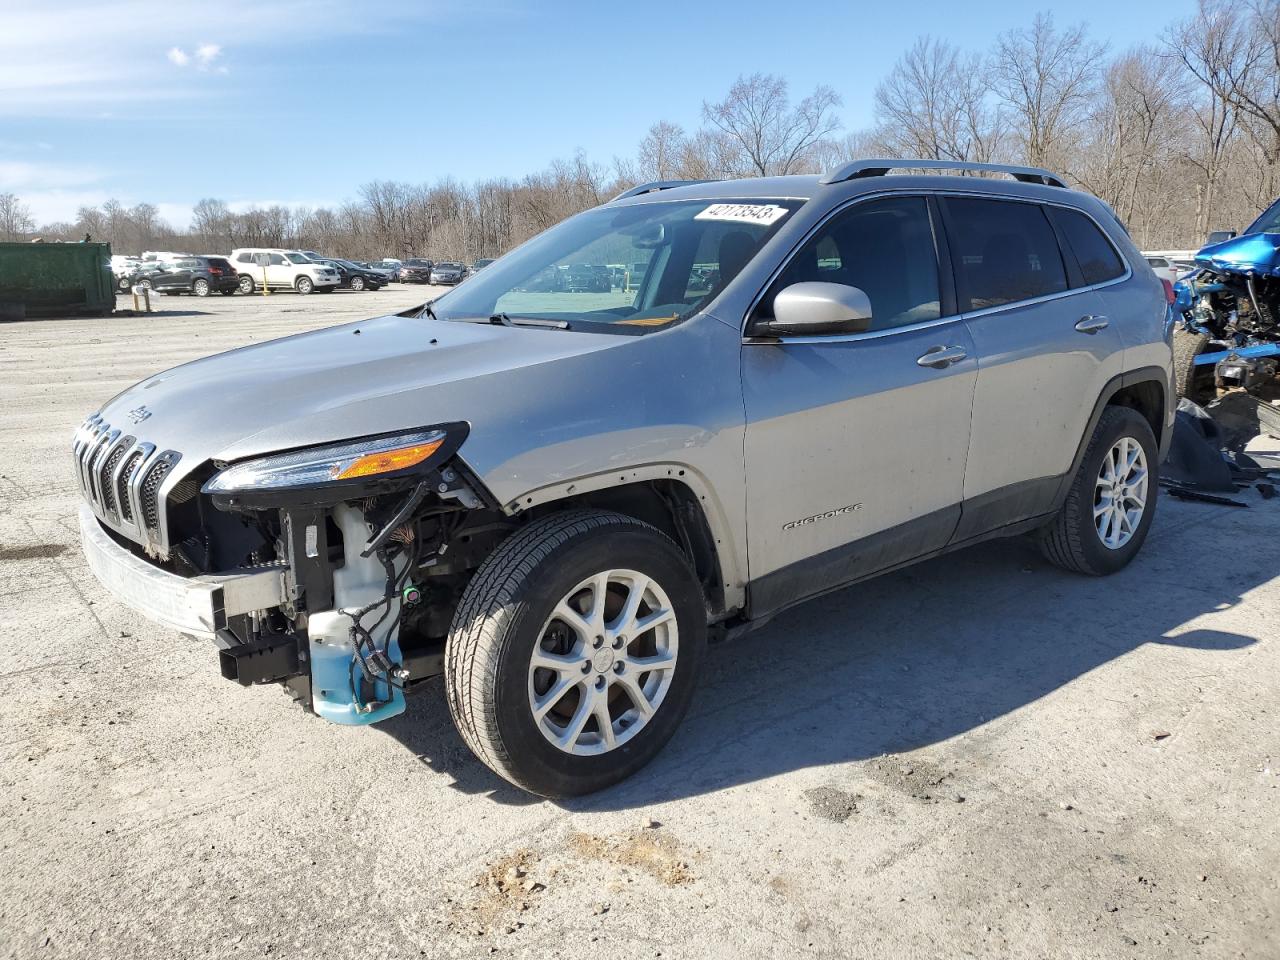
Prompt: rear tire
<box><xmin>1038</xmin><ymin>406</ymin><xmax>1158</xmax><ymax>576</ymax></box>
<box><xmin>1172</xmin><ymin>327</ymin><xmax>1209</xmax><ymax>399</ymax></box>
<box><xmin>445</xmin><ymin>510</ymin><xmax>705</xmax><ymax>797</ymax></box>
<box><xmin>238</xmin><ymin>275</ymin><xmax>255</xmax><ymax>294</ymax></box>
<box><xmin>350</xmin><ymin>276</ymin><xmax>365</xmax><ymax>291</ymax></box>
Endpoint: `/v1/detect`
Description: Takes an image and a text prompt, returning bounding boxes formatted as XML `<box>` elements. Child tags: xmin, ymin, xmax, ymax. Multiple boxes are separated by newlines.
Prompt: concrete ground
<box><xmin>1</xmin><ymin>288</ymin><xmax>1277</xmax><ymax>960</ymax></box>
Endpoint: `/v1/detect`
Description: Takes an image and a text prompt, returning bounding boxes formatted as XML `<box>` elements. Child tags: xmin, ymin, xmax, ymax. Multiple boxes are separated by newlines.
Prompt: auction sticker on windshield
<box><xmin>695</xmin><ymin>203</ymin><xmax>791</xmax><ymax>226</ymax></box>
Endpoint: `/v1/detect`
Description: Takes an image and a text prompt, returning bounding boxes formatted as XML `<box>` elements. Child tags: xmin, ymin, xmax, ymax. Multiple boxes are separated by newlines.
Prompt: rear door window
<box><xmin>1049</xmin><ymin>206</ymin><xmax>1126</xmax><ymax>286</ymax></box>
<box><xmin>942</xmin><ymin>197</ymin><xmax>1068</xmax><ymax>311</ymax></box>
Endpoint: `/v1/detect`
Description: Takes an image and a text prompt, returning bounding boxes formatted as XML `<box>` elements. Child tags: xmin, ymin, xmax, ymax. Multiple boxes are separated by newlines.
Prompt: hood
<box><xmin>96</xmin><ymin>313</ymin><xmax>625</xmax><ymax>473</ymax></box>
<box><xmin>1194</xmin><ymin>232</ymin><xmax>1280</xmax><ymax>277</ymax></box>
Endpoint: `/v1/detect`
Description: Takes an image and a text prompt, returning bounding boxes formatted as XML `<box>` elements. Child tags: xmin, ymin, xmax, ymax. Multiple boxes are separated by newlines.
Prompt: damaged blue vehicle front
<box><xmin>1172</xmin><ymin>198</ymin><xmax>1280</xmax><ymax>399</ymax></box>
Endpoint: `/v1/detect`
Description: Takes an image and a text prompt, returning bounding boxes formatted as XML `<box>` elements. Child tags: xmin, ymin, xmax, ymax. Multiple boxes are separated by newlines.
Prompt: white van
<box><xmin>229</xmin><ymin>248</ymin><xmax>341</xmax><ymax>294</ymax></box>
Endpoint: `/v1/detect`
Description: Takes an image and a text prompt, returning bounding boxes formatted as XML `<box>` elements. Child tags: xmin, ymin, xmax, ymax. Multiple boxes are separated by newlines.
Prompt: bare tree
<box><xmin>0</xmin><ymin>193</ymin><xmax>35</xmax><ymax>240</ymax></box>
<box><xmin>702</xmin><ymin>73</ymin><xmax>842</xmax><ymax>176</ymax></box>
<box><xmin>636</xmin><ymin>121</ymin><xmax>688</xmax><ymax>181</ymax></box>
<box><xmin>875</xmin><ymin>38</ymin><xmax>1004</xmax><ymax>163</ymax></box>
<box><xmin>1170</xmin><ymin>0</ymin><xmax>1280</xmax><ymax>198</ymax></box>
<box><xmin>1077</xmin><ymin>49</ymin><xmax>1184</xmax><ymax>236</ymax></box>
<box><xmin>993</xmin><ymin>13</ymin><xmax>1107</xmax><ymax>170</ymax></box>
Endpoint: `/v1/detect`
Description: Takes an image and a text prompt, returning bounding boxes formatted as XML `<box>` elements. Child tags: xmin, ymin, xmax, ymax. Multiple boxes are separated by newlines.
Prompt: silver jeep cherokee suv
<box><xmin>75</xmin><ymin>160</ymin><xmax>1173</xmax><ymax>796</ymax></box>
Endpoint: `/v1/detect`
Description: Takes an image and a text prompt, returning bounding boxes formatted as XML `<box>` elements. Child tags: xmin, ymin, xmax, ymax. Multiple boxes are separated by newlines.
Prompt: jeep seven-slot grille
<box><xmin>73</xmin><ymin>415</ymin><xmax>181</xmax><ymax>549</ymax></box>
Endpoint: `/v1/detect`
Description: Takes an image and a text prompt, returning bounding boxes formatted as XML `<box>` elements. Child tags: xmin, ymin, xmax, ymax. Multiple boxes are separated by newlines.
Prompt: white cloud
<box><xmin>195</xmin><ymin>43</ymin><xmax>221</xmax><ymax>68</ymax></box>
<box><xmin>0</xmin><ymin>0</ymin><xmax>400</xmax><ymax>115</ymax></box>
<box><xmin>0</xmin><ymin>160</ymin><xmax>103</xmax><ymax>192</ymax></box>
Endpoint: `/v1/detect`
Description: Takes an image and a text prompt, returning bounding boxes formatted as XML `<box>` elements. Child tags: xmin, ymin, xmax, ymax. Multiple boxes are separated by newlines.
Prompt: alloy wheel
<box><xmin>528</xmin><ymin>569</ymin><xmax>678</xmax><ymax>756</ymax></box>
<box><xmin>1094</xmin><ymin>436</ymin><xmax>1148</xmax><ymax>550</ymax></box>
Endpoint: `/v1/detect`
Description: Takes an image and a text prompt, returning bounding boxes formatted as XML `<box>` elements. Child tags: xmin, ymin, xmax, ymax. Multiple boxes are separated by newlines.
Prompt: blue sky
<box><xmin>0</xmin><ymin>0</ymin><xmax>1200</xmax><ymax>227</ymax></box>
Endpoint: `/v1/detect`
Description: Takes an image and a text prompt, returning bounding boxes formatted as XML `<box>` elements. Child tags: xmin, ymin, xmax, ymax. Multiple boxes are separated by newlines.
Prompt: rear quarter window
<box><xmin>942</xmin><ymin>197</ymin><xmax>1068</xmax><ymax>311</ymax></box>
<box><xmin>1049</xmin><ymin>207</ymin><xmax>1127</xmax><ymax>286</ymax></box>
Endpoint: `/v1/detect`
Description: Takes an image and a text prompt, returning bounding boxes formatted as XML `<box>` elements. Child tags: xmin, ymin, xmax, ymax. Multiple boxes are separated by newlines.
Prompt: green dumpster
<box><xmin>0</xmin><ymin>241</ymin><xmax>116</xmax><ymax>320</ymax></box>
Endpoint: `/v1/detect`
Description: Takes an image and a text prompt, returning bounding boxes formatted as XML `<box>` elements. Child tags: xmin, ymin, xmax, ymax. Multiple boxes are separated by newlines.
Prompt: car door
<box><xmin>939</xmin><ymin>195</ymin><xmax>1127</xmax><ymax>540</ymax></box>
<box><xmin>740</xmin><ymin>194</ymin><xmax>977</xmax><ymax>616</ymax></box>
<box><xmin>266</xmin><ymin>253</ymin><xmax>290</xmax><ymax>288</ymax></box>
<box><xmin>157</xmin><ymin>260</ymin><xmax>190</xmax><ymax>290</ymax></box>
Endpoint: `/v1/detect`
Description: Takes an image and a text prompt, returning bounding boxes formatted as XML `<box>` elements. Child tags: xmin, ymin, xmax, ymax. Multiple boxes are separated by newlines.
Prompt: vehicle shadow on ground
<box><xmin>377</xmin><ymin>503</ymin><xmax>1274</xmax><ymax>809</ymax></box>
<box><xmin>114</xmin><ymin>309</ymin><xmax>214</xmax><ymax>319</ymax></box>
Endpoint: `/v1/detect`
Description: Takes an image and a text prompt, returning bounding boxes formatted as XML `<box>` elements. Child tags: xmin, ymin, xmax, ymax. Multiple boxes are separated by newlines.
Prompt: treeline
<box><xmin>2</xmin><ymin>1</ymin><xmax>1277</xmax><ymax>257</ymax></box>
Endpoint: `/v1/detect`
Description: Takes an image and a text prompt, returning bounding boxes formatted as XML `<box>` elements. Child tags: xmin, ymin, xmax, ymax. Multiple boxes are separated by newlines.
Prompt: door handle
<box><xmin>1075</xmin><ymin>315</ymin><xmax>1109</xmax><ymax>334</ymax></box>
<box><xmin>917</xmin><ymin>345</ymin><xmax>968</xmax><ymax>369</ymax></box>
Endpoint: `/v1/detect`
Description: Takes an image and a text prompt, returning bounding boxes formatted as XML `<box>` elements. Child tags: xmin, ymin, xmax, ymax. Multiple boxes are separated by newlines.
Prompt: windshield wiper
<box><xmin>489</xmin><ymin>313</ymin><xmax>570</xmax><ymax>330</ymax></box>
<box><xmin>420</xmin><ymin>301</ymin><xmax>438</xmax><ymax>321</ymax></box>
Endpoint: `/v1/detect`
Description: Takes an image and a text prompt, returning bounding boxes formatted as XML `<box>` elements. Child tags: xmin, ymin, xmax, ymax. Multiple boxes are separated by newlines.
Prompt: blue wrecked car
<box><xmin>1172</xmin><ymin>198</ymin><xmax>1280</xmax><ymax>399</ymax></box>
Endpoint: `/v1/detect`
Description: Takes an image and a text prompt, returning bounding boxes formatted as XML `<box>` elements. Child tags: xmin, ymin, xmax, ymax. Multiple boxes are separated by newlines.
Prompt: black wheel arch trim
<box><xmin>1052</xmin><ymin>365</ymin><xmax>1170</xmax><ymax>513</ymax></box>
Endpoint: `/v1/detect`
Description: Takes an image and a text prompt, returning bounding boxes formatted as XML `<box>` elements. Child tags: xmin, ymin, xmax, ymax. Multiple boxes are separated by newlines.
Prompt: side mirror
<box><xmin>764</xmin><ymin>282</ymin><xmax>874</xmax><ymax>336</ymax></box>
<box><xmin>1205</xmin><ymin>230</ymin><xmax>1237</xmax><ymax>245</ymax></box>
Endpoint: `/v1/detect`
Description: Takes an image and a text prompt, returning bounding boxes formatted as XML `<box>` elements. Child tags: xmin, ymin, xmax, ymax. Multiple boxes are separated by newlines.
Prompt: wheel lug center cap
<box><xmin>592</xmin><ymin>649</ymin><xmax>615</xmax><ymax>674</ymax></box>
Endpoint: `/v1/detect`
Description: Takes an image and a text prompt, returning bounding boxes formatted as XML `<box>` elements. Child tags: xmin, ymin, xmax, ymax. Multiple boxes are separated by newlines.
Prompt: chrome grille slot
<box><xmin>98</xmin><ymin>437</ymin><xmax>133</xmax><ymax>514</ymax></box>
<box><xmin>141</xmin><ymin>456</ymin><xmax>175</xmax><ymax>532</ymax></box>
<box><xmin>115</xmin><ymin>450</ymin><xmax>145</xmax><ymax>522</ymax></box>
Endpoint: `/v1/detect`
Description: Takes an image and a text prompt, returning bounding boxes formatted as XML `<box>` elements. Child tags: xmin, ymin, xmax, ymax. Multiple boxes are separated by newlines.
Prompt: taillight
<box><xmin>210</xmin><ymin>266</ymin><xmax>222</xmax><ymax>276</ymax></box>
<box><xmin>1161</xmin><ymin>278</ymin><xmax>1175</xmax><ymax>304</ymax></box>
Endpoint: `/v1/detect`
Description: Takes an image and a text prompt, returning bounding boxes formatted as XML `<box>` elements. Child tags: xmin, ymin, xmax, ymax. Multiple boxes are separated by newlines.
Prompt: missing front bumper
<box><xmin>78</xmin><ymin>505</ymin><xmax>287</xmax><ymax>640</ymax></box>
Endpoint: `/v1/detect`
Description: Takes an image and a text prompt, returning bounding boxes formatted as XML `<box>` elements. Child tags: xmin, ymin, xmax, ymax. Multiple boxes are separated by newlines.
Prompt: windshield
<box><xmin>1245</xmin><ymin>198</ymin><xmax>1280</xmax><ymax>236</ymax></box>
<box><xmin>437</xmin><ymin>262</ymin><xmax>462</xmax><ymax>270</ymax></box>
<box><xmin>431</xmin><ymin>198</ymin><xmax>799</xmax><ymax>331</ymax></box>
<box><xmin>286</xmin><ymin>253</ymin><xmax>310</xmax><ymax>264</ymax></box>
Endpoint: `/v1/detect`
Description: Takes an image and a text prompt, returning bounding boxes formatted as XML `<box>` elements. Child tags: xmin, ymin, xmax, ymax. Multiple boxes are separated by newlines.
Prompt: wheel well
<box><xmin>1107</xmin><ymin>379</ymin><xmax>1165</xmax><ymax>445</ymax></box>
<box><xmin>530</xmin><ymin>480</ymin><xmax>727</xmax><ymax>617</ymax></box>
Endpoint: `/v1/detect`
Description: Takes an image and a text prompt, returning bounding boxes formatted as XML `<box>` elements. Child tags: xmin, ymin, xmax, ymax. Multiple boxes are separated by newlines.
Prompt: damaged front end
<box><xmin>1173</xmin><ymin>202</ymin><xmax>1280</xmax><ymax>401</ymax></box>
<box><xmin>190</xmin><ymin>423</ymin><xmax>510</xmax><ymax>725</ymax></box>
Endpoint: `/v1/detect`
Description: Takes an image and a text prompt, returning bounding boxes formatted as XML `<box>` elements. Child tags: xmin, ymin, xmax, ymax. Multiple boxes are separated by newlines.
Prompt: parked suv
<box><xmin>229</xmin><ymin>248</ymin><xmax>341</xmax><ymax>294</ymax></box>
<box><xmin>126</xmin><ymin>256</ymin><xmax>239</xmax><ymax>296</ymax></box>
<box><xmin>75</xmin><ymin>160</ymin><xmax>1172</xmax><ymax>797</ymax></box>
<box><xmin>400</xmin><ymin>258</ymin><xmax>434</xmax><ymax>283</ymax></box>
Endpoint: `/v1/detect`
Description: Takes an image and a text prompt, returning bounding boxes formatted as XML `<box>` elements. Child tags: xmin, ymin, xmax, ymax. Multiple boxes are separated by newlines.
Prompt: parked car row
<box><xmin>113</xmin><ymin>249</ymin><xmax>501</xmax><ymax>297</ymax></box>
<box><xmin>381</xmin><ymin>257</ymin><xmax>498</xmax><ymax>284</ymax></box>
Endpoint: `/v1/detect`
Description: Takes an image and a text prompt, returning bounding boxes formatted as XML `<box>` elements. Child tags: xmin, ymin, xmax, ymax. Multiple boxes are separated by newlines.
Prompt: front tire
<box><xmin>1038</xmin><ymin>406</ymin><xmax>1158</xmax><ymax>576</ymax></box>
<box><xmin>1172</xmin><ymin>327</ymin><xmax>1209</xmax><ymax>400</ymax></box>
<box><xmin>295</xmin><ymin>276</ymin><xmax>314</xmax><ymax>295</ymax></box>
<box><xmin>445</xmin><ymin>510</ymin><xmax>706</xmax><ymax>797</ymax></box>
<box><xmin>192</xmin><ymin>278</ymin><xmax>210</xmax><ymax>297</ymax></box>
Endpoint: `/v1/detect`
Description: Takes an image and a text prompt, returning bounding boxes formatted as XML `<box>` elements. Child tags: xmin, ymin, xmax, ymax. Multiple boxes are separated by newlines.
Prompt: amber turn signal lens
<box><xmin>332</xmin><ymin>438</ymin><xmax>444</xmax><ymax>480</ymax></box>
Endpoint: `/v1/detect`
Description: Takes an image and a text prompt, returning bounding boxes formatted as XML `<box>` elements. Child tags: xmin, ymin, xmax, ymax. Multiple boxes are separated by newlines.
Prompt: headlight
<box><xmin>202</xmin><ymin>425</ymin><xmax>467</xmax><ymax>505</ymax></box>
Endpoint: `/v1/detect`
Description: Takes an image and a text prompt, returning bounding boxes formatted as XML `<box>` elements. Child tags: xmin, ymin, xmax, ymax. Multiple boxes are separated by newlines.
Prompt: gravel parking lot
<box><xmin>2</xmin><ymin>288</ymin><xmax>1278</xmax><ymax>960</ymax></box>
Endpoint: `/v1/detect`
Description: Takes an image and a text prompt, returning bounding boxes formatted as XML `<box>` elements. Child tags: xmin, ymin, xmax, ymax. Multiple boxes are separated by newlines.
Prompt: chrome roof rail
<box><xmin>820</xmin><ymin>159</ymin><xmax>1067</xmax><ymax>189</ymax></box>
<box><xmin>611</xmin><ymin>179</ymin><xmax>716</xmax><ymax>202</ymax></box>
